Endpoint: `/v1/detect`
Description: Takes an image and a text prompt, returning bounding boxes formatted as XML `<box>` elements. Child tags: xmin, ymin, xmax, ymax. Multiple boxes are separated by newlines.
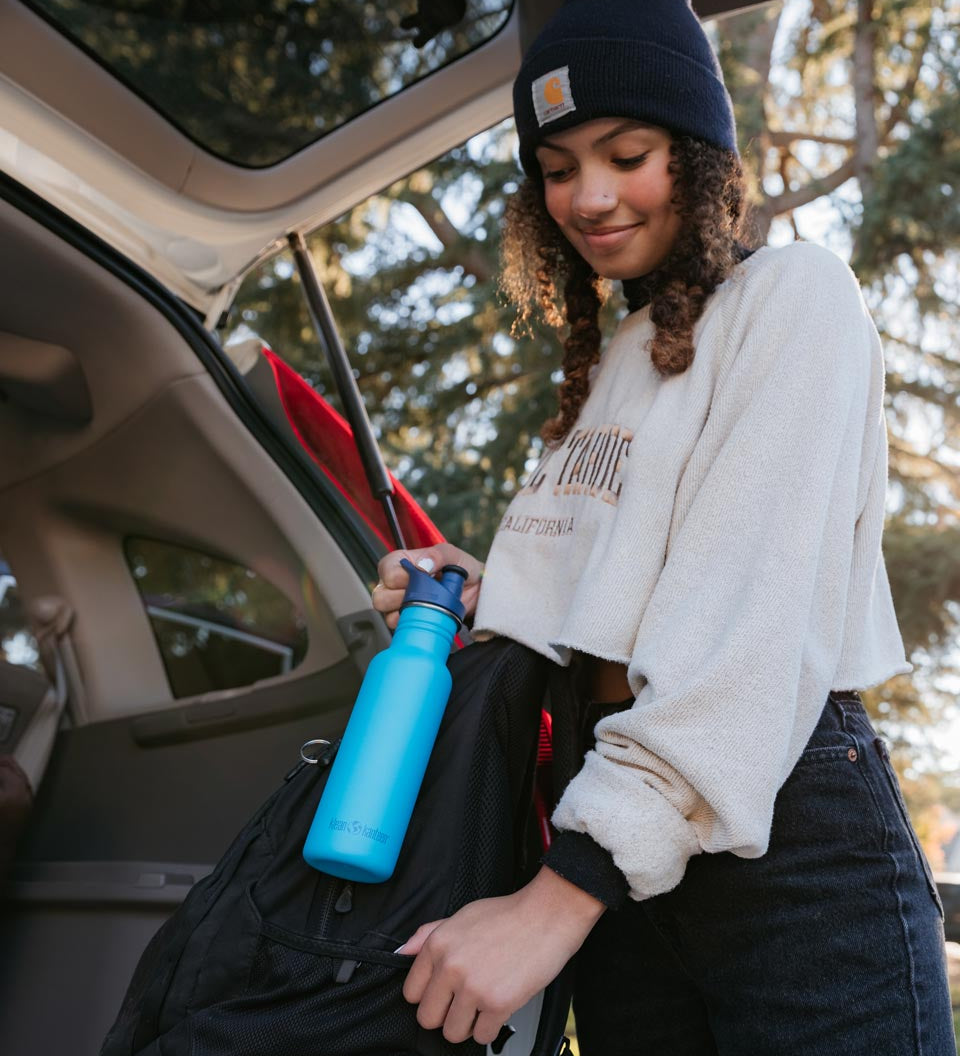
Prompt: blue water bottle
<box><xmin>302</xmin><ymin>560</ymin><xmax>467</xmax><ymax>882</ymax></box>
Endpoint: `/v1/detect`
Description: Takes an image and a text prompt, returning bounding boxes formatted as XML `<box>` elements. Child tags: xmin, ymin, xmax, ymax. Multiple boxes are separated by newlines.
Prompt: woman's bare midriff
<box><xmin>587</xmin><ymin>656</ymin><xmax>633</xmax><ymax>703</ymax></box>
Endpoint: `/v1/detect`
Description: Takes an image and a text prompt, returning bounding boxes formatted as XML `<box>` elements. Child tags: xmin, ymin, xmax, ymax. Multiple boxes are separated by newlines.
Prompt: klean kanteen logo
<box><xmin>532</xmin><ymin>66</ymin><xmax>576</xmax><ymax>127</ymax></box>
<box><xmin>329</xmin><ymin>817</ymin><xmax>390</xmax><ymax>845</ymax></box>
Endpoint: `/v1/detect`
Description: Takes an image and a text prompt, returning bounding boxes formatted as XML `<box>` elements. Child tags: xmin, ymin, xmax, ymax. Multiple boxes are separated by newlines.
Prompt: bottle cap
<box><xmin>399</xmin><ymin>559</ymin><xmax>467</xmax><ymax>625</ymax></box>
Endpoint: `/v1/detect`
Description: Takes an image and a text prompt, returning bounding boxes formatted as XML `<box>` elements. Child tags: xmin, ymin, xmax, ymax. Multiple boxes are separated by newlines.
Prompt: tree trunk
<box><xmin>853</xmin><ymin>0</ymin><xmax>880</xmax><ymax>201</ymax></box>
<box><xmin>719</xmin><ymin>5</ymin><xmax>781</xmax><ymax>245</ymax></box>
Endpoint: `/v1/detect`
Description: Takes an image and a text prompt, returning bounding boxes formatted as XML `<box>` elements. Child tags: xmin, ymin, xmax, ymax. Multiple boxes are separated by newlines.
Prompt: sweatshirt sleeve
<box><xmin>551</xmin><ymin>243</ymin><xmax>886</xmax><ymax>901</ymax></box>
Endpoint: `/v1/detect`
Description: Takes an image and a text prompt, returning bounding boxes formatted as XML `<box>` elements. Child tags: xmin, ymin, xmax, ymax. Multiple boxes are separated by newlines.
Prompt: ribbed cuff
<box><xmin>542</xmin><ymin>829</ymin><xmax>629</xmax><ymax>910</ymax></box>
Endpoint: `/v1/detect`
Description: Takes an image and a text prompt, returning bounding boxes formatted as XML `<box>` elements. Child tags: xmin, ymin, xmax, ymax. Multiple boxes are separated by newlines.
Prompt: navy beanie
<box><xmin>513</xmin><ymin>0</ymin><xmax>738</xmax><ymax>177</ymax></box>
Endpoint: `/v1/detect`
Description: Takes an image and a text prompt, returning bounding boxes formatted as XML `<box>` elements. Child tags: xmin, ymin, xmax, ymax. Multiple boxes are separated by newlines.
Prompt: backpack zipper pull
<box><xmin>491</xmin><ymin>1024</ymin><xmax>517</xmax><ymax>1053</ymax></box>
<box><xmin>334</xmin><ymin>882</ymin><xmax>353</xmax><ymax>913</ymax></box>
<box><xmin>334</xmin><ymin>958</ymin><xmax>359</xmax><ymax>984</ymax></box>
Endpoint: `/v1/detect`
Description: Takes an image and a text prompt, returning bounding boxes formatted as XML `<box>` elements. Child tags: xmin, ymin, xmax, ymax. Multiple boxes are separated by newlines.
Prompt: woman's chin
<box><xmin>593</xmin><ymin>261</ymin><xmax>659</xmax><ymax>282</ymax></box>
<box><xmin>579</xmin><ymin>245</ymin><xmax>670</xmax><ymax>282</ymax></box>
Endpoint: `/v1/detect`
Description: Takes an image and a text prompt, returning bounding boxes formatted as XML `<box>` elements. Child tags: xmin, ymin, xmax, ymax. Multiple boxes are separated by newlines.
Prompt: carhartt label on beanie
<box><xmin>532</xmin><ymin>66</ymin><xmax>577</xmax><ymax>127</ymax></box>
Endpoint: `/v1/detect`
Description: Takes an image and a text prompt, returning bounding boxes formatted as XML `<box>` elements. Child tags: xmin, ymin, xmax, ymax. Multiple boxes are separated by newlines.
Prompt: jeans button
<box><xmin>847</xmin><ymin>748</ymin><xmax>858</xmax><ymax>762</ymax></box>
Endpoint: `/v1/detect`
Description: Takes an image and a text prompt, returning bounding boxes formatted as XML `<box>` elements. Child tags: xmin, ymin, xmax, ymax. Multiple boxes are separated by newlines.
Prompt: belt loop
<box><xmin>827</xmin><ymin>689</ymin><xmax>862</xmax><ymax>732</ymax></box>
<box><xmin>825</xmin><ymin>691</ymin><xmax>843</xmax><ymax>725</ymax></box>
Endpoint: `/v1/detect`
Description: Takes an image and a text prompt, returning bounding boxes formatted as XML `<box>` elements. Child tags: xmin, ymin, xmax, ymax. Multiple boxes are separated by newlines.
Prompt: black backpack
<box><xmin>100</xmin><ymin>637</ymin><xmax>575</xmax><ymax>1056</ymax></box>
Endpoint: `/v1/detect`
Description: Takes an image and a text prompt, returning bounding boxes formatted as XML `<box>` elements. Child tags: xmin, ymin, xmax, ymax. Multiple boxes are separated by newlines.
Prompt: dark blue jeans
<box><xmin>572</xmin><ymin>692</ymin><xmax>955</xmax><ymax>1056</ymax></box>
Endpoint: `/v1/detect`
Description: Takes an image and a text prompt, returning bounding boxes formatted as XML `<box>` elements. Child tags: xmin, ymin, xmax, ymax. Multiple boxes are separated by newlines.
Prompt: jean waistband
<box><xmin>577</xmin><ymin>688</ymin><xmax>865</xmax><ymax>756</ymax></box>
<box><xmin>827</xmin><ymin>689</ymin><xmax>863</xmax><ymax>704</ymax></box>
<box><xmin>585</xmin><ymin>688</ymin><xmax>862</xmax><ymax>712</ymax></box>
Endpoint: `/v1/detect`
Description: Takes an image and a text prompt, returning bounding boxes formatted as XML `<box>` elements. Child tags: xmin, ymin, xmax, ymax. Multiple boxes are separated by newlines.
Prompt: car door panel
<box><xmin>1</xmin><ymin>649</ymin><xmax>367</xmax><ymax>1055</ymax></box>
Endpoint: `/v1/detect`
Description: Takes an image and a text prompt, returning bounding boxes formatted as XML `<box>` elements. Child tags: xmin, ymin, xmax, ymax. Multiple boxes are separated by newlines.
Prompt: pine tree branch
<box><xmin>853</xmin><ymin>0</ymin><xmax>880</xmax><ymax>198</ymax></box>
<box><xmin>765</xmin><ymin>157</ymin><xmax>858</xmax><ymax>215</ymax></box>
<box><xmin>357</xmin><ymin>366</ymin><xmax>546</xmax><ymax>404</ymax></box>
<box><xmin>923</xmin><ymin>350</ymin><xmax>960</xmax><ymax>374</ymax></box>
<box><xmin>887</xmin><ymin>440</ymin><xmax>960</xmax><ymax>494</ymax></box>
<box><xmin>882</xmin><ymin>15</ymin><xmax>935</xmax><ymax>140</ymax></box>
<box><xmin>445</xmin><ymin>369</ymin><xmax>544</xmax><ymax>404</ymax></box>
<box><xmin>766</xmin><ymin>130</ymin><xmax>856</xmax><ymax>148</ymax></box>
<box><xmin>874</xmin><ymin>332</ymin><xmax>960</xmax><ymax>380</ymax></box>
<box><xmin>886</xmin><ymin>373</ymin><xmax>958</xmax><ymax>409</ymax></box>
<box><xmin>403</xmin><ymin>190</ymin><xmax>494</xmax><ymax>283</ymax></box>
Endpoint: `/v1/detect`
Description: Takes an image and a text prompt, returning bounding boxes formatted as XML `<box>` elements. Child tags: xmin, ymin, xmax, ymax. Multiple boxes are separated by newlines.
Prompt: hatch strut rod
<box><xmin>288</xmin><ymin>232</ymin><xmax>407</xmax><ymax>552</ymax></box>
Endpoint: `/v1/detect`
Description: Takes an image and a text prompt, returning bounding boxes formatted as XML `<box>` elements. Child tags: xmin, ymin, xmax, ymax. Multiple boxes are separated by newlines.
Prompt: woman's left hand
<box><xmin>398</xmin><ymin>866</ymin><xmax>606</xmax><ymax>1045</ymax></box>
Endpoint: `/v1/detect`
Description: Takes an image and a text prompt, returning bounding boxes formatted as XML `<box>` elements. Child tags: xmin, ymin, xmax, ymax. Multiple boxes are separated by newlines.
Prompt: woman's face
<box><xmin>535</xmin><ymin>118</ymin><xmax>681</xmax><ymax>280</ymax></box>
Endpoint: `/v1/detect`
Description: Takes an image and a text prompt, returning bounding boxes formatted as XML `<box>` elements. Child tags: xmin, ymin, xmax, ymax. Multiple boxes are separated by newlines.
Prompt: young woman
<box><xmin>372</xmin><ymin>1</ymin><xmax>955</xmax><ymax>1052</ymax></box>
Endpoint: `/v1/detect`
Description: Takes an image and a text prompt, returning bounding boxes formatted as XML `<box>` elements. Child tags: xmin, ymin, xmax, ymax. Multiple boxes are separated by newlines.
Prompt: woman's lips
<box><xmin>579</xmin><ymin>224</ymin><xmax>641</xmax><ymax>251</ymax></box>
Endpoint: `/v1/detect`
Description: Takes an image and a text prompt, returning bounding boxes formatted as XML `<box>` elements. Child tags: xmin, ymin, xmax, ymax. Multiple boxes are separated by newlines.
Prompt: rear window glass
<box><xmin>0</xmin><ymin>556</ymin><xmax>41</xmax><ymax>672</ymax></box>
<box><xmin>25</xmin><ymin>0</ymin><xmax>514</xmax><ymax>167</ymax></box>
<box><xmin>124</xmin><ymin>537</ymin><xmax>308</xmax><ymax>699</ymax></box>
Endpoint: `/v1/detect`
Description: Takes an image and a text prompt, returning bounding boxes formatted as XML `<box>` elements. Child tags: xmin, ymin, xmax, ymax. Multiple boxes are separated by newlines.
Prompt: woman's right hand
<box><xmin>372</xmin><ymin>544</ymin><xmax>484</xmax><ymax>630</ymax></box>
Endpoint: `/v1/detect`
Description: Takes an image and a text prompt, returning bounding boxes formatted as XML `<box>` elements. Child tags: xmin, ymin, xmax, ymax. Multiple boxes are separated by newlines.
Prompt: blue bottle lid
<box><xmin>399</xmin><ymin>559</ymin><xmax>467</xmax><ymax>625</ymax></box>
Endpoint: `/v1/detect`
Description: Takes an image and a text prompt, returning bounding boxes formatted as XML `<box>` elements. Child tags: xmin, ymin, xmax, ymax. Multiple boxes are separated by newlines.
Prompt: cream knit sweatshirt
<box><xmin>472</xmin><ymin>241</ymin><xmax>910</xmax><ymax>901</ymax></box>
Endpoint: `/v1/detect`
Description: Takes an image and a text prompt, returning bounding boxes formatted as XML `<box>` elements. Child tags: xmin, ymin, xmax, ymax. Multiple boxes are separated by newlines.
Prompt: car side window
<box><xmin>124</xmin><ymin>538</ymin><xmax>308</xmax><ymax>700</ymax></box>
<box><xmin>0</xmin><ymin>554</ymin><xmax>41</xmax><ymax>672</ymax></box>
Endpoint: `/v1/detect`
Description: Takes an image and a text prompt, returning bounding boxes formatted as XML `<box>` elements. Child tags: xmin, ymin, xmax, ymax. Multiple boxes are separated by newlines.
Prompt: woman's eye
<box><xmin>613</xmin><ymin>152</ymin><xmax>650</xmax><ymax>169</ymax></box>
<box><xmin>542</xmin><ymin>167</ymin><xmax>573</xmax><ymax>182</ymax></box>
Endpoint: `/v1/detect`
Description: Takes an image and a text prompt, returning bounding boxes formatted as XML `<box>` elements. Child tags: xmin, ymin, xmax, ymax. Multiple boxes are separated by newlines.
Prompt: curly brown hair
<box><xmin>500</xmin><ymin>136</ymin><xmax>747</xmax><ymax>446</ymax></box>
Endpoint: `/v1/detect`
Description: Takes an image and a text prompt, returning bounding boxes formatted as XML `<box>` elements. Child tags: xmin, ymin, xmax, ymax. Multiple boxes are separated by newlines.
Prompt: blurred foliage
<box><xmin>884</xmin><ymin>520</ymin><xmax>960</xmax><ymax>660</ymax></box>
<box><xmin>855</xmin><ymin>88</ymin><xmax>960</xmax><ymax>290</ymax></box>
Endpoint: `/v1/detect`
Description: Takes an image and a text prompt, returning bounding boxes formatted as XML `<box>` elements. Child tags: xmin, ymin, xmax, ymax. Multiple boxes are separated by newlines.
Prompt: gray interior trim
<box><xmin>130</xmin><ymin>656</ymin><xmax>360</xmax><ymax>747</ymax></box>
<box><xmin>6</xmin><ymin>859</ymin><xmax>212</xmax><ymax>907</ymax></box>
<box><xmin>0</xmin><ymin>330</ymin><xmax>92</xmax><ymax>424</ymax></box>
<box><xmin>0</xmin><ymin>899</ymin><xmax>179</xmax><ymax>1055</ymax></box>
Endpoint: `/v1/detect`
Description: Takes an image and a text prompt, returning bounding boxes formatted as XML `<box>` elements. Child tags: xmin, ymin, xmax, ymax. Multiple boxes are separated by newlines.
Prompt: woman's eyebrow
<box><xmin>536</xmin><ymin>137</ymin><xmax>571</xmax><ymax>155</ymax></box>
<box><xmin>537</xmin><ymin>121</ymin><xmax>656</xmax><ymax>154</ymax></box>
<box><xmin>592</xmin><ymin>121</ymin><xmax>655</xmax><ymax>147</ymax></box>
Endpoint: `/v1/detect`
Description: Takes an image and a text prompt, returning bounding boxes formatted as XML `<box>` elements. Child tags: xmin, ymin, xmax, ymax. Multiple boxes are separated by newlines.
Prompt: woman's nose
<box><xmin>572</xmin><ymin>171</ymin><xmax>617</xmax><ymax>218</ymax></box>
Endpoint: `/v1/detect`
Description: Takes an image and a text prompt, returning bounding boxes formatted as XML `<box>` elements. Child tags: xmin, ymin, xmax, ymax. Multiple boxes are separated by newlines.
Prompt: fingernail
<box><xmin>393</xmin><ymin>944</ymin><xmax>406</xmax><ymax>954</ymax></box>
<box><xmin>416</xmin><ymin>558</ymin><xmax>435</xmax><ymax>573</ymax></box>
